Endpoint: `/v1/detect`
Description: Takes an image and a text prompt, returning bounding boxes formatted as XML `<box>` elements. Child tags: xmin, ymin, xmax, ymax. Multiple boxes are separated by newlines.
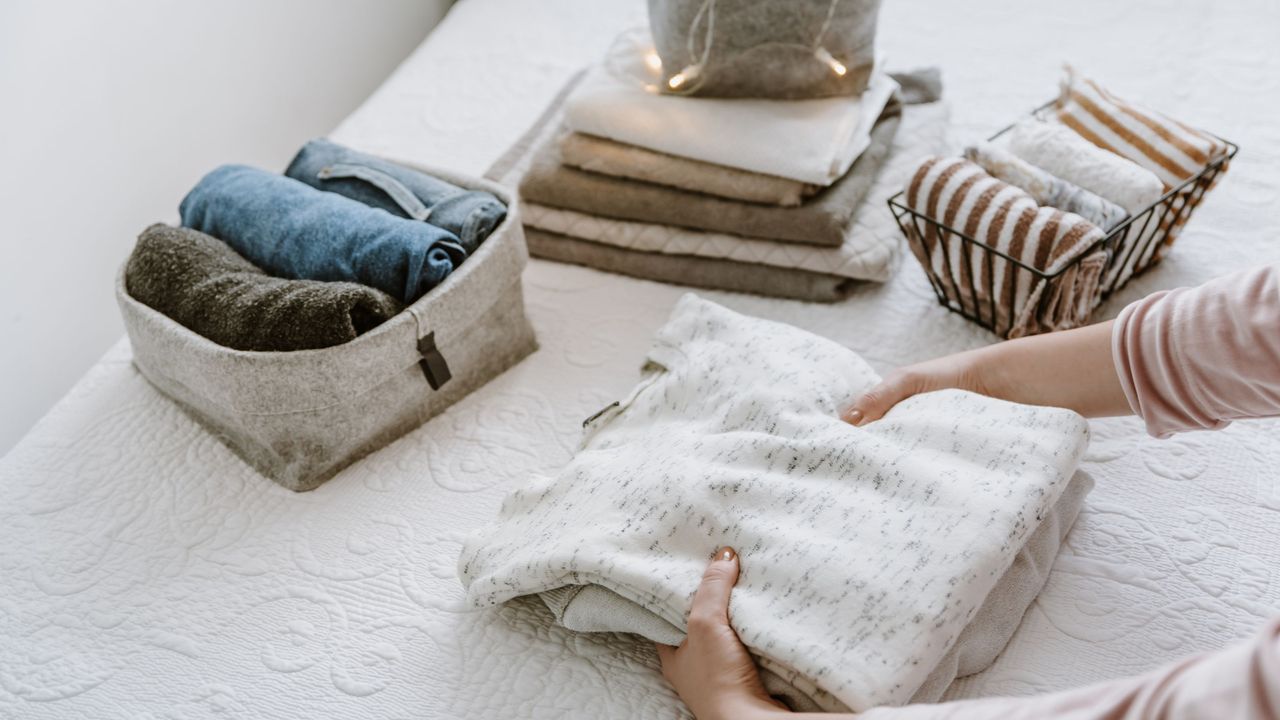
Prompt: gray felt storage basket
<box><xmin>116</xmin><ymin>168</ymin><xmax>537</xmax><ymax>492</ymax></box>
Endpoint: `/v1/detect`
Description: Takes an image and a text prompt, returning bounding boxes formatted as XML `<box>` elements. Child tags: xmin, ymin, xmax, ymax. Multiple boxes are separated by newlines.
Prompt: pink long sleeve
<box><xmin>1111</xmin><ymin>264</ymin><xmax>1280</xmax><ymax>438</ymax></box>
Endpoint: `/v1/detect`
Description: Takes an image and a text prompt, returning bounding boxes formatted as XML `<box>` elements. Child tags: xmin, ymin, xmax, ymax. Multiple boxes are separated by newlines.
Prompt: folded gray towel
<box><xmin>125</xmin><ymin>224</ymin><xmax>403</xmax><ymax>352</ymax></box>
<box><xmin>525</xmin><ymin>227</ymin><xmax>853</xmax><ymax>301</ymax></box>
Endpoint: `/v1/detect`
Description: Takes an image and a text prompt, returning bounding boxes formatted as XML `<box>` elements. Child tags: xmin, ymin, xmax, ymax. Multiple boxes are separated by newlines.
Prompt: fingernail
<box><xmin>719</xmin><ymin>547</ymin><xmax>735</xmax><ymax>562</ymax></box>
<box><xmin>845</xmin><ymin>409</ymin><xmax>863</xmax><ymax>425</ymax></box>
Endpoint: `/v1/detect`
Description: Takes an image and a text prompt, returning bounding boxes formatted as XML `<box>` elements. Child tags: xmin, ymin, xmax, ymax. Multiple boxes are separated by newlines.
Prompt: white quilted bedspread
<box><xmin>3</xmin><ymin>1</ymin><xmax>1280</xmax><ymax>717</ymax></box>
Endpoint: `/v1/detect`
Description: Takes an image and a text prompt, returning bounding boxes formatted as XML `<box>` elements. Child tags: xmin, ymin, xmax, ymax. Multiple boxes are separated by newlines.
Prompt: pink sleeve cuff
<box><xmin>1111</xmin><ymin>265</ymin><xmax>1280</xmax><ymax>438</ymax></box>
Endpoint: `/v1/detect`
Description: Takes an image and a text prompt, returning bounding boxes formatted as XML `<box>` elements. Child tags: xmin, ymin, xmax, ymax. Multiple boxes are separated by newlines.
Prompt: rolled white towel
<box><xmin>965</xmin><ymin>142</ymin><xmax>1128</xmax><ymax>229</ymax></box>
<box><xmin>1007</xmin><ymin>118</ymin><xmax>1164</xmax><ymax>214</ymax></box>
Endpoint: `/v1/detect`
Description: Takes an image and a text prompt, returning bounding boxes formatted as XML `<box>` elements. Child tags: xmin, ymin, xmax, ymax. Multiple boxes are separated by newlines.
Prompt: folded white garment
<box><xmin>540</xmin><ymin>469</ymin><xmax>1095</xmax><ymax>711</ymax></box>
<box><xmin>505</xmin><ymin>101</ymin><xmax>950</xmax><ymax>283</ymax></box>
<box><xmin>563</xmin><ymin>32</ymin><xmax>899</xmax><ymax>186</ymax></box>
<box><xmin>459</xmin><ymin>295</ymin><xmax>1091</xmax><ymax>712</ymax></box>
<box><xmin>1007</xmin><ymin>118</ymin><xmax>1165</xmax><ymax>214</ymax></box>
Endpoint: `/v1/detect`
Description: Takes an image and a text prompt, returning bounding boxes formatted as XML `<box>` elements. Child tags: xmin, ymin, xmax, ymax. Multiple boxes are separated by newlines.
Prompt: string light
<box><xmin>668</xmin><ymin>64</ymin><xmax>701</xmax><ymax>89</ymax></box>
<box><xmin>814</xmin><ymin>47</ymin><xmax>847</xmax><ymax>77</ymax></box>
<box><xmin>644</xmin><ymin>50</ymin><xmax>663</xmax><ymax>73</ymax></box>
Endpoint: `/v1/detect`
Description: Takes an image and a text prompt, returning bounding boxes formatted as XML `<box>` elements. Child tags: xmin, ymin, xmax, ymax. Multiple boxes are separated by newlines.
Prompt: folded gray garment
<box><xmin>558</xmin><ymin>132</ymin><xmax>821</xmax><ymax>207</ymax></box>
<box><xmin>890</xmin><ymin>67</ymin><xmax>944</xmax><ymax>106</ymax></box>
<box><xmin>541</xmin><ymin>470</ymin><xmax>1092</xmax><ymax>712</ymax></box>
<box><xmin>125</xmin><ymin>223</ymin><xmax>403</xmax><ymax>351</ymax></box>
<box><xmin>526</xmin><ymin>228</ymin><xmax>854</xmax><ymax>302</ymax></box>
<box><xmin>520</xmin><ymin>108</ymin><xmax>903</xmax><ymax>247</ymax></box>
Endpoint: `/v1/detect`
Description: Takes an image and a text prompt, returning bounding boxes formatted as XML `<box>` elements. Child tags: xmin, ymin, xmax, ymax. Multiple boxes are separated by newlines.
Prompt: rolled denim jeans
<box><xmin>284</xmin><ymin>138</ymin><xmax>506</xmax><ymax>254</ymax></box>
<box><xmin>179</xmin><ymin>165</ymin><xmax>464</xmax><ymax>304</ymax></box>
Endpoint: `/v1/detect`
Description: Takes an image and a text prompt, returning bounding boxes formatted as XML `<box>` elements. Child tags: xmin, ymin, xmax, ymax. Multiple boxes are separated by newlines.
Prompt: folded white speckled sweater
<box><xmin>459</xmin><ymin>295</ymin><xmax>1090</xmax><ymax>712</ymax></box>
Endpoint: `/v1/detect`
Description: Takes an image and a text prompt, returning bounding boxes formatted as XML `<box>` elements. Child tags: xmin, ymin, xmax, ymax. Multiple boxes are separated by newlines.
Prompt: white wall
<box><xmin>0</xmin><ymin>0</ymin><xmax>452</xmax><ymax>454</ymax></box>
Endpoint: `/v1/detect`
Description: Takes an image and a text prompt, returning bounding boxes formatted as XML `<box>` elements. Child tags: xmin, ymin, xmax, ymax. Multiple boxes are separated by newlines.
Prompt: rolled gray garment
<box><xmin>965</xmin><ymin>142</ymin><xmax>1128</xmax><ymax>230</ymax></box>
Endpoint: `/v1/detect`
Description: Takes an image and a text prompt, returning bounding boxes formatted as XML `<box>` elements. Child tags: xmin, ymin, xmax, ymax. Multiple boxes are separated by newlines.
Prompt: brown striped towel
<box><xmin>1055</xmin><ymin>65</ymin><xmax>1230</xmax><ymax>188</ymax></box>
<box><xmin>1055</xmin><ymin>66</ymin><xmax>1232</xmax><ymax>285</ymax></box>
<box><xmin>902</xmin><ymin>156</ymin><xmax>1107</xmax><ymax>338</ymax></box>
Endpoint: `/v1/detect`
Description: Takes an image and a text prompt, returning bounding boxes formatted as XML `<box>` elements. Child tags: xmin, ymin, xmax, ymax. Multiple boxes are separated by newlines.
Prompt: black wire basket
<box><xmin>888</xmin><ymin>102</ymin><xmax>1237</xmax><ymax>338</ymax></box>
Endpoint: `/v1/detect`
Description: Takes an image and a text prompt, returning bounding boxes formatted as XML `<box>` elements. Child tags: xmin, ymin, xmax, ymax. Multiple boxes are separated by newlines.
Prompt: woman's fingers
<box><xmin>842</xmin><ymin>371</ymin><xmax>919</xmax><ymax>426</ymax></box>
<box><xmin>687</xmin><ymin>547</ymin><xmax>739</xmax><ymax>632</ymax></box>
<box><xmin>654</xmin><ymin>642</ymin><xmax>677</xmax><ymax>681</ymax></box>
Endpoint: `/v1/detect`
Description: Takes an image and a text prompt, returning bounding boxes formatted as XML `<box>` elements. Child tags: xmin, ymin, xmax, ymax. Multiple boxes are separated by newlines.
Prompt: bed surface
<box><xmin>4</xmin><ymin>0</ymin><xmax>1280</xmax><ymax>717</ymax></box>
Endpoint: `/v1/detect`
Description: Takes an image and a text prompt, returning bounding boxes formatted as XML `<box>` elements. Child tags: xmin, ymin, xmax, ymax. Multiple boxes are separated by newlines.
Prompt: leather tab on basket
<box><xmin>582</xmin><ymin>400</ymin><xmax>620</xmax><ymax>428</ymax></box>
<box><xmin>418</xmin><ymin>332</ymin><xmax>452</xmax><ymax>390</ymax></box>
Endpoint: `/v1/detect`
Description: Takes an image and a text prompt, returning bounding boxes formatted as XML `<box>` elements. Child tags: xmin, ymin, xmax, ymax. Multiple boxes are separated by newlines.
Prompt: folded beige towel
<box><xmin>525</xmin><ymin>227</ymin><xmax>853</xmax><ymax>302</ymax></box>
<box><xmin>558</xmin><ymin>132</ymin><xmax>819</xmax><ymax>207</ymax></box>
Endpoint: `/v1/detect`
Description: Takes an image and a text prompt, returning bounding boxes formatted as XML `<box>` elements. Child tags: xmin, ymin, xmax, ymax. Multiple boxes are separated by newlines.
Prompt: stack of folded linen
<box><xmin>460</xmin><ymin>295</ymin><xmax>1093</xmax><ymax>712</ymax></box>
<box><xmin>126</xmin><ymin>140</ymin><xmax>507</xmax><ymax>352</ymax></box>
<box><xmin>491</xmin><ymin>32</ymin><xmax>947</xmax><ymax>302</ymax></box>
<box><xmin>900</xmin><ymin>67</ymin><xmax>1231</xmax><ymax>337</ymax></box>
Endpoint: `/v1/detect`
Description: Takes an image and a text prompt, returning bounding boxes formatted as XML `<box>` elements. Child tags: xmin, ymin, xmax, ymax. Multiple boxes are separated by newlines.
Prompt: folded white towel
<box><xmin>562</xmin><ymin>32</ymin><xmax>898</xmax><ymax>186</ymax></box>
<box><xmin>1007</xmin><ymin>118</ymin><xmax>1165</xmax><ymax>214</ymax></box>
<box><xmin>459</xmin><ymin>295</ymin><xmax>1090</xmax><ymax>712</ymax></box>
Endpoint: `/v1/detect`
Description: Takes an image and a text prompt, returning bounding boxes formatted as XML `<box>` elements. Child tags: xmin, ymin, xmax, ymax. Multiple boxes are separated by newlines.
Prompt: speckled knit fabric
<box><xmin>459</xmin><ymin>294</ymin><xmax>1090</xmax><ymax>712</ymax></box>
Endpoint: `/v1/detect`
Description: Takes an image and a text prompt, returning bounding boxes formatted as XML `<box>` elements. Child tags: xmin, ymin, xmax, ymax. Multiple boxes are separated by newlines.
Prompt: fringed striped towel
<box><xmin>903</xmin><ymin>156</ymin><xmax>1107</xmax><ymax>338</ymax></box>
<box><xmin>1056</xmin><ymin>66</ymin><xmax>1230</xmax><ymax>187</ymax></box>
<box><xmin>1055</xmin><ymin>66</ymin><xmax>1232</xmax><ymax>285</ymax></box>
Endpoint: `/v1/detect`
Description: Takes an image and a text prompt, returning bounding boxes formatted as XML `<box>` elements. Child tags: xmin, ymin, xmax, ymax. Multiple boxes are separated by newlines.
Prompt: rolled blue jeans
<box><xmin>179</xmin><ymin>165</ymin><xmax>465</xmax><ymax>304</ymax></box>
<box><xmin>284</xmin><ymin>138</ymin><xmax>506</xmax><ymax>254</ymax></box>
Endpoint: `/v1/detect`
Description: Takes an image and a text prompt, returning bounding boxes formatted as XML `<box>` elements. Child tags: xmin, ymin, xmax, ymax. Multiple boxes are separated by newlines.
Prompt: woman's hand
<box><xmin>841</xmin><ymin>320</ymin><xmax>1131</xmax><ymax>426</ymax></box>
<box><xmin>656</xmin><ymin>548</ymin><xmax>788</xmax><ymax>720</ymax></box>
<box><xmin>841</xmin><ymin>348</ymin><xmax>998</xmax><ymax>426</ymax></box>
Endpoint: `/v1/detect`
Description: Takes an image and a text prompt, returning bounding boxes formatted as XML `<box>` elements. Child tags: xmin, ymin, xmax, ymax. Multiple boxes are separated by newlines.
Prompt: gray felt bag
<box><xmin>117</xmin><ymin>168</ymin><xmax>537</xmax><ymax>492</ymax></box>
<box><xmin>649</xmin><ymin>0</ymin><xmax>883</xmax><ymax>98</ymax></box>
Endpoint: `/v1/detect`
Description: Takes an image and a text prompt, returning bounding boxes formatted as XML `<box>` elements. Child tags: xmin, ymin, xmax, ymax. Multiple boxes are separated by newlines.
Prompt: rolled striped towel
<box><xmin>964</xmin><ymin>142</ymin><xmax>1127</xmax><ymax>230</ymax></box>
<box><xmin>902</xmin><ymin>156</ymin><xmax>1107</xmax><ymax>338</ymax></box>
<box><xmin>1055</xmin><ymin>66</ymin><xmax>1232</xmax><ymax>285</ymax></box>
<box><xmin>1055</xmin><ymin>65</ymin><xmax>1229</xmax><ymax>188</ymax></box>
<box><xmin>1007</xmin><ymin>119</ymin><xmax>1164</xmax><ymax>215</ymax></box>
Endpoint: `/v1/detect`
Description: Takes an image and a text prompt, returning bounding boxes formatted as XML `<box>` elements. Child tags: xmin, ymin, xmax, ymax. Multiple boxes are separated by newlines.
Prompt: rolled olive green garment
<box><xmin>125</xmin><ymin>223</ymin><xmax>403</xmax><ymax>352</ymax></box>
